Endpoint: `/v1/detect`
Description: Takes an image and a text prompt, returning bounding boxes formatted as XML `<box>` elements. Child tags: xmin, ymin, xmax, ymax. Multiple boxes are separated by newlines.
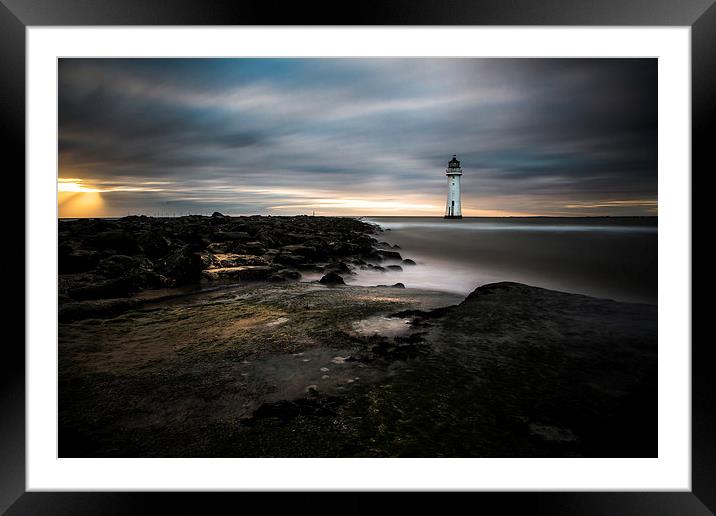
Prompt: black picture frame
<box><xmin>2</xmin><ymin>0</ymin><xmax>712</xmax><ymax>513</ymax></box>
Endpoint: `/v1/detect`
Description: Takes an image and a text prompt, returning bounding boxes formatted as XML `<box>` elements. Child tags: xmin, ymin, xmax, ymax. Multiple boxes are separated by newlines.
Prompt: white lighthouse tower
<box><xmin>444</xmin><ymin>155</ymin><xmax>463</xmax><ymax>219</ymax></box>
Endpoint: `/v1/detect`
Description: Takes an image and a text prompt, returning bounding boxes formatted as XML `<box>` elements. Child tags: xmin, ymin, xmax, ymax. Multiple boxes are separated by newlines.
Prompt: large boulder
<box><xmin>325</xmin><ymin>261</ymin><xmax>354</xmax><ymax>275</ymax></box>
<box><xmin>378</xmin><ymin>249</ymin><xmax>402</xmax><ymax>261</ymax></box>
<box><xmin>159</xmin><ymin>245</ymin><xmax>203</xmax><ymax>285</ymax></box>
<box><xmin>319</xmin><ymin>272</ymin><xmax>345</xmax><ymax>285</ymax></box>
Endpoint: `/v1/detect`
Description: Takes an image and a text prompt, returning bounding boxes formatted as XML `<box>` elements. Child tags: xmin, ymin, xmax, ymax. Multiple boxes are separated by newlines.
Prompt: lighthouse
<box><xmin>444</xmin><ymin>155</ymin><xmax>463</xmax><ymax>219</ymax></box>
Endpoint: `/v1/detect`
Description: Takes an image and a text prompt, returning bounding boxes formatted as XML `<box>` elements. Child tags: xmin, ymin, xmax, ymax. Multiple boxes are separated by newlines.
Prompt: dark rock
<box><xmin>274</xmin><ymin>253</ymin><xmax>307</xmax><ymax>267</ymax></box>
<box><xmin>280</xmin><ymin>244</ymin><xmax>319</xmax><ymax>259</ymax></box>
<box><xmin>401</xmin><ymin>259</ymin><xmax>416</xmax><ymax>266</ymax></box>
<box><xmin>379</xmin><ymin>249</ymin><xmax>402</xmax><ymax>261</ymax></box>
<box><xmin>361</xmin><ymin>250</ymin><xmax>384</xmax><ymax>262</ymax></box>
<box><xmin>206</xmin><ymin>242</ymin><xmax>231</xmax><ymax>254</ymax></box>
<box><xmin>376</xmin><ymin>282</ymin><xmax>405</xmax><ymax>288</ymax></box>
<box><xmin>159</xmin><ymin>245</ymin><xmax>203</xmax><ymax>285</ymax></box>
<box><xmin>214</xmin><ymin>231</ymin><xmax>251</xmax><ymax>243</ymax></box>
<box><xmin>325</xmin><ymin>261</ymin><xmax>352</xmax><ymax>274</ymax></box>
<box><xmin>213</xmin><ymin>254</ymin><xmax>268</xmax><ymax>268</ymax></box>
<box><xmin>238</xmin><ymin>241</ymin><xmax>267</xmax><ymax>254</ymax></box>
<box><xmin>201</xmin><ymin>265</ymin><xmax>275</xmax><ymax>282</ymax></box>
<box><xmin>58</xmin><ymin>214</ymin><xmax>381</xmax><ymax>299</ymax></box>
<box><xmin>267</xmin><ymin>269</ymin><xmax>301</xmax><ymax>283</ymax></box>
<box><xmin>96</xmin><ymin>255</ymin><xmax>147</xmax><ymax>279</ymax></box>
<box><xmin>137</xmin><ymin>231</ymin><xmax>171</xmax><ymax>258</ymax></box>
<box><xmin>277</xmin><ymin>268</ymin><xmax>301</xmax><ymax>280</ymax></box>
<box><xmin>87</xmin><ymin>230</ymin><xmax>139</xmax><ymax>255</ymax></box>
<box><xmin>319</xmin><ymin>272</ymin><xmax>345</xmax><ymax>285</ymax></box>
<box><xmin>386</xmin><ymin>265</ymin><xmax>403</xmax><ymax>271</ymax></box>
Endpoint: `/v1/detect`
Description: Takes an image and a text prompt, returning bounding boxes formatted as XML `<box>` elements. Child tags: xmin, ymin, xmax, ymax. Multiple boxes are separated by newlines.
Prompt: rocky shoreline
<box><xmin>58</xmin><ymin>215</ymin><xmax>657</xmax><ymax>458</ymax></box>
<box><xmin>59</xmin><ymin>214</ymin><xmax>410</xmax><ymax>321</ymax></box>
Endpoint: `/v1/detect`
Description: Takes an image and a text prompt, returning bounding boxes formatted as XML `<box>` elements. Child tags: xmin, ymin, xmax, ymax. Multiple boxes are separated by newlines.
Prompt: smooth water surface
<box><xmin>351</xmin><ymin>217</ymin><xmax>657</xmax><ymax>304</ymax></box>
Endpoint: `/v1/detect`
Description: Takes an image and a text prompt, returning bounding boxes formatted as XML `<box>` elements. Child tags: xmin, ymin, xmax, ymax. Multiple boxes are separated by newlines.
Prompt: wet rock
<box><xmin>319</xmin><ymin>272</ymin><xmax>345</xmax><ymax>285</ymax></box>
<box><xmin>213</xmin><ymin>253</ymin><xmax>268</xmax><ymax>268</ymax></box>
<box><xmin>377</xmin><ymin>282</ymin><xmax>406</xmax><ymax>288</ymax></box>
<box><xmin>58</xmin><ymin>214</ymin><xmax>381</xmax><ymax>299</ymax></box>
<box><xmin>401</xmin><ymin>259</ymin><xmax>416</xmax><ymax>266</ymax></box>
<box><xmin>386</xmin><ymin>265</ymin><xmax>403</xmax><ymax>272</ymax></box>
<box><xmin>201</xmin><ymin>265</ymin><xmax>275</xmax><ymax>282</ymax></box>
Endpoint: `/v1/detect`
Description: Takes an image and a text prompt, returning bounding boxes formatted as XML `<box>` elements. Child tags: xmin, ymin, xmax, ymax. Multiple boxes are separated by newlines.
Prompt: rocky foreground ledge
<box><xmin>59</xmin><ymin>213</ymin><xmax>410</xmax><ymax>320</ymax></box>
<box><xmin>59</xmin><ymin>280</ymin><xmax>656</xmax><ymax>458</ymax></box>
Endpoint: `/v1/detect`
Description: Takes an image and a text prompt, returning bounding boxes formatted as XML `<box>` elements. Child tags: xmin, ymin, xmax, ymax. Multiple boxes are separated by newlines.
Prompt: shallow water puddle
<box><xmin>351</xmin><ymin>315</ymin><xmax>413</xmax><ymax>337</ymax></box>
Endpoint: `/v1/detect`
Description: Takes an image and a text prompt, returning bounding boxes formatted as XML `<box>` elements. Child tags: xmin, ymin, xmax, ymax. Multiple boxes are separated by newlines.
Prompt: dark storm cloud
<box><xmin>58</xmin><ymin>58</ymin><xmax>657</xmax><ymax>216</ymax></box>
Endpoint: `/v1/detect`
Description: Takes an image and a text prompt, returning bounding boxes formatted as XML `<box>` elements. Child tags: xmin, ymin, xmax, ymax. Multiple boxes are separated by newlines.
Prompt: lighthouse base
<box><xmin>444</xmin><ymin>215</ymin><xmax>463</xmax><ymax>219</ymax></box>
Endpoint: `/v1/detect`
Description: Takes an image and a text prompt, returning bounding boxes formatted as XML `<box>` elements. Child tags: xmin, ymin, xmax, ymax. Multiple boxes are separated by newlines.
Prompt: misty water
<box><xmin>347</xmin><ymin>217</ymin><xmax>657</xmax><ymax>305</ymax></box>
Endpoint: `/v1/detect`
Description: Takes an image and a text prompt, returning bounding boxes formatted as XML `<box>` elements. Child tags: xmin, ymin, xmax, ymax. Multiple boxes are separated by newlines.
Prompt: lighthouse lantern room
<box><xmin>444</xmin><ymin>155</ymin><xmax>463</xmax><ymax>219</ymax></box>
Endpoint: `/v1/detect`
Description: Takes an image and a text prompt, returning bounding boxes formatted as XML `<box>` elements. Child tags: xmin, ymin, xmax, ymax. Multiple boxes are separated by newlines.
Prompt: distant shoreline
<box><xmin>58</xmin><ymin>214</ymin><xmax>659</xmax><ymax>220</ymax></box>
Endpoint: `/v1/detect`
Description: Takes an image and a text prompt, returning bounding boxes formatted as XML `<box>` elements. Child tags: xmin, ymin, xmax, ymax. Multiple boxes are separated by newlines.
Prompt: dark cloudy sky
<box><xmin>58</xmin><ymin>58</ymin><xmax>657</xmax><ymax>218</ymax></box>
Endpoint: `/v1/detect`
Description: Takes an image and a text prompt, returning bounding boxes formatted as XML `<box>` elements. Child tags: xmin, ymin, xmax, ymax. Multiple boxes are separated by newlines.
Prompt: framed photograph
<box><xmin>4</xmin><ymin>0</ymin><xmax>712</xmax><ymax>513</ymax></box>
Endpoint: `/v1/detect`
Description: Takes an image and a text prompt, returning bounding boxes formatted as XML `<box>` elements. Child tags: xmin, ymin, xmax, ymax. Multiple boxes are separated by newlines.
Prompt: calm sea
<box><xmin>351</xmin><ymin>217</ymin><xmax>657</xmax><ymax>304</ymax></box>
